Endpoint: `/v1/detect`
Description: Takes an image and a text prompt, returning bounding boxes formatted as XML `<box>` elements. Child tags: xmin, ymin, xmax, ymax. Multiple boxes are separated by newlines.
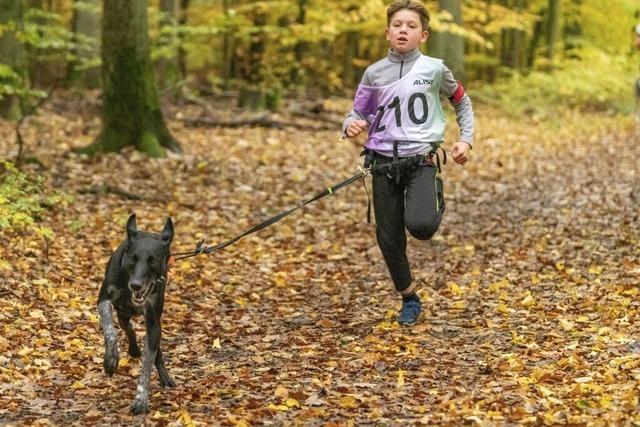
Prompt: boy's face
<box><xmin>385</xmin><ymin>9</ymin><xmax>428</xmax><ymax>54</ymax></box>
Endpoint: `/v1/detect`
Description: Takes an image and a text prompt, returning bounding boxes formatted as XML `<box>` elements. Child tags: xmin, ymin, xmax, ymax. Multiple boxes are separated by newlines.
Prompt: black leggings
<box><xmin>372</xmin><ymin>159</ymin><xmax>445</xmax><ymax>292</ymax></box>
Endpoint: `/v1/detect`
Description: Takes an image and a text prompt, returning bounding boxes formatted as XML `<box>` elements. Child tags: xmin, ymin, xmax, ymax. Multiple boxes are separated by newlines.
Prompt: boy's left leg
<box><xmin>404</xmin><ymin>164</ymin><xmax>445</xmax><ymax>240</ymax></box>
<box><xmin>396</xmin><ymin>163</ymin><xmax>445</xmax><ymax>325</ymax></box>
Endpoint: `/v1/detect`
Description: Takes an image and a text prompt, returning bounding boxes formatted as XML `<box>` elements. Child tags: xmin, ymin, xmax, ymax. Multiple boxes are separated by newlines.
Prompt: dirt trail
<box><xmin>1</xmin><ymin>105</ymin><xmax>638</xmax><ymax>425</ymax></box>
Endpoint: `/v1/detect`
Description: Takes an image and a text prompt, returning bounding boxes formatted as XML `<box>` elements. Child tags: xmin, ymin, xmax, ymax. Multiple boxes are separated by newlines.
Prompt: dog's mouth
<box><xmin>130</xmin><ymin>281</ymin><xmax>155</xmax><ymax>306</ymax></box>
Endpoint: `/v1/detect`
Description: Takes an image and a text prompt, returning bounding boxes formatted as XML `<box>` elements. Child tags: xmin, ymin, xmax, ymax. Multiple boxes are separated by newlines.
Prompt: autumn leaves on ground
<box><xmin>1</xmin><ymin>96</ymin><xmax>639</xmax><ymax>425</ymax></box>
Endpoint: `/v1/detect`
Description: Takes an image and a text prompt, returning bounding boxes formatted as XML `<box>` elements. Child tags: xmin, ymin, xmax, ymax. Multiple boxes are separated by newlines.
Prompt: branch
<box><xmin>15</xmin><ymin>83</ymin><xmax>58</xmax><ymax>167</ymax></box>
<box><xmin>78</xmin><ymin>185</ymin><xmax>167</xmax><ymax>202</ymax></box>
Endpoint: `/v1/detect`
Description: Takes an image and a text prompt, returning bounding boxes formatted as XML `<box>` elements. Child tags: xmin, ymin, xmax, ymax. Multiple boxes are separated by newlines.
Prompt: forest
<box><xmin>1</xmin><ymin>0</ymin><xmax>639</xmax><ymax>425</ymax></box>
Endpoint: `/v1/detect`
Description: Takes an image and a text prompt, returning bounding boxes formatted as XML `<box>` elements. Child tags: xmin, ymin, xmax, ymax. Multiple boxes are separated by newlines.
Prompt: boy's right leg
<box><xmin>372</xmin><ymin>173</ymin><xmax>420</xmax><ymax>326</ymax></box>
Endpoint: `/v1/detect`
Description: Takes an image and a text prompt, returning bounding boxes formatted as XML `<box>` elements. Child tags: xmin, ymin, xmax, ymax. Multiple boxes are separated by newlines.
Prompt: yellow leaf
<box><xmin>71</xmin><ymin>381</ymin><xmax>85</xmax><ymax>390</ymax></box>
<box><xmin>496</xmin><ymin>303</ymin><xmax>509</xmax><ymax>314</ymax></box>
<box><xmin>555</xmin><ymin>261</ymin><xmax>565</xmax><ymax>271</ymax></box>
<box><xmin>272</xmin><ymin>271</ymin><xmax>288</xmax><ymax>287</ymax></box>
<box><xmin>588</xmin><ymin>265</ymin><xmax>603</xmax><ymax>275</ymax></box>
<box><xmin>559</xmin><ymin>318</ymin><xmax>574</xmax><ymax>331</ymax></box>
<box><xmin>451</xmin><ymin>300</ymin><xmax>467</xmax><ymax>310</ymax></box>
<box><xmin>29</xmin><ymin>310</ymin><xmax>45</xmax><ymax>320</ymax></box>
<box><xmin>397</xmin><ymin>369</ymin><xmax>405</xmax><ymax>388</ymax></box>
<box><xmin>196</xmin><ymin>161</ymin><xmax>208</xmax><ymax>172</ymax></box>
<box><xmin>177</xmin><ymin>408</ymin><xmax>195</xmax><ymax>427</ymax></box>
<box><xmin>520</xmin><ymin>294</ymin><xmax>536</xmax><ymax>307</ymax></box>
<box><xmin>339</xmin><ymin>396</ymin><xmax>358</xmax><ymax>408</ymax></box>
<box><xmin>18</xmin><ymin>347</ymin><xmax>34</xmax><ymax>356</ymax></box>
<box><xmin>285</xmin><ymin>398</ymin><xmax>299</xmax><ymax>408</ymax></box>
<box><xmin>538</xmin><ymin>385</ymin><xmax>554</xmax><ymax>397</ymax></box>
<box><xmin>267</xmin><ymin>403</ymin><xmax>289</xmax><ymax>412</ymax></box>
<box><xmin>449</xmin><ymin>282</ymin><xmax>463</xmax><ymax>296</ymax></box>
<box><xmin>274</xmin><ymin>386</ymin><xmax>289</xmax><ymax>399</ymax></box>
<box><xmin>212</xmin><ymin>338</ymin><xmax>221</xmax><ymax>349</ymax></box>
<box><xmin>489</xmin><ymin>278</ymin><xmax>510</xmax><ymax>292</ymax></box>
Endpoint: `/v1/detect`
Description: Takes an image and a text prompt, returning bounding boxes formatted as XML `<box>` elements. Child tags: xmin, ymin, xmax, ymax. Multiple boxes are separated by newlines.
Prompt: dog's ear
<box><xmin>161</xmin><ymin>217</ymin><xmax>173</xmax><ymax>243</ymax></box>
<box><xmin>126</xmin><ymin>214</ymin><xmax>138</xmax><ymax>240</ymax></box>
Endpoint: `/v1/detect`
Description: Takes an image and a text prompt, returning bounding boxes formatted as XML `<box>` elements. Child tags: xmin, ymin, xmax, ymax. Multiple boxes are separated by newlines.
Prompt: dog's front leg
<box><xmin>130</xmin><ymin>309</ymin><xmax>160</xmax><ymax>414</ymax></box>
<box><xmin>98</xmin><ymin>300</ymin><xmax>119</xmax><ymax>376</ymax></box>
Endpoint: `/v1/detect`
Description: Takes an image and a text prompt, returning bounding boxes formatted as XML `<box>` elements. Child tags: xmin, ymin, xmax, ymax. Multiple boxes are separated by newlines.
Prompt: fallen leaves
<box><xmin>0</xmin><ymin>101</ymin><xmax>639</xmax><ymax>425</ymax></box>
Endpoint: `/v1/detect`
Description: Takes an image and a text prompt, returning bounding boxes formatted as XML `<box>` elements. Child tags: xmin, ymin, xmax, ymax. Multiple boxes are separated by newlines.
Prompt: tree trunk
<box><xmin>526</xmin><ymin>5</ymin><xmax>545</xmax><ymax>69</ymax></box>
<box><xmin>546</xmin><ymin>0</ymin><xmax>560</xmax><ymax>63</ymax></box>
<box><xmin>290</xmin><ymin>0</ymin><xmax>308</xmax><ymax>86</ymax></box>
<box><xmin>563</xmin><ymin>0</ymin><xmax>581</xmax><ymax>58</ymax></box>
<box><xmin>177</xmin><ymin>0</ymin><xmax>189</xmax><ymax>79</ymax></box>
<box><xmin>0</xmin><ymin>0</ymin><xmax>27</xmax><ymax>120</ymax></box>
<box><xmin>221</xmin><ymin>0</ymin><xmax>232</xmax><ymax>90</ymax></box>
<box><xmin>500</xmin><ymin>0</ymin><xmax>525</xmax><ymax>70</ymax></box>
<box><xmin>427</xmin><ymin>0</ymin><xmax>465</xmax><ymax>81</ymax></box>
<box><xmin>158</xmin><ymin>0</ymin><xmax>181</xmax><ymax>91</ymax></box>
<box><xmin>238</xmin><ymin>4</ymin><xmax>267</xmax><ymax>110</ymax></box>
<box><xmin>81</xmin><ymin>0</ymin><xmax>180</xmax><ymax>157</ymax></box>
<box><xmin>343</xmin><ymin>31</ymin><xmax>359</xmax><ymax>89</ymax></box>
<box><xmin>67</xmin><ymin>0</ymin><xmax>101</xmax><ymax>87</ymax></box>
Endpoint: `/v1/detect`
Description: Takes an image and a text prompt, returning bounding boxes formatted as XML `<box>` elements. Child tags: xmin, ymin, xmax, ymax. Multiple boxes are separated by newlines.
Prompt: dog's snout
<box><xmin>129</xmin><ymin>280</ymin><xmax>143</xmax><ymax>292</ymax></box>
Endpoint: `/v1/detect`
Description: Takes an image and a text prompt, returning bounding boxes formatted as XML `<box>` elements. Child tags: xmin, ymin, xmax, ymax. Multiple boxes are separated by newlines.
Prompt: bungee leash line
<box><xmin>172</xmin><ymin>167</ymin><xmax>371</xmax><ymax>261</ymax></box>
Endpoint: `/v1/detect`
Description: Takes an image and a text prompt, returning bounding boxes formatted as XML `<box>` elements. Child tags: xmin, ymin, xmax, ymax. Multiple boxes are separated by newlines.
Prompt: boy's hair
<box><xmin>387</xmin><ymin>0</ymin><xmax>430</xmax><ymax>30</ymax></box>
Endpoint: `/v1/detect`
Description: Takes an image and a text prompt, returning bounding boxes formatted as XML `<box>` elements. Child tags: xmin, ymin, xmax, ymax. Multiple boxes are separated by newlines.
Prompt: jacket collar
<box><xmin>387</xmin><ymin>48</ymin><xmax>421</xmax><ymax>63</ymax></box>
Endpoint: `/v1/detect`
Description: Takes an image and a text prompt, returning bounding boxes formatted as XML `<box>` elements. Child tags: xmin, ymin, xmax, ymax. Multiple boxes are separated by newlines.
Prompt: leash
<box><xmin>172</xmin><ymin>168</ymin><xmax>370</xmax><ymax>261</ymax></box>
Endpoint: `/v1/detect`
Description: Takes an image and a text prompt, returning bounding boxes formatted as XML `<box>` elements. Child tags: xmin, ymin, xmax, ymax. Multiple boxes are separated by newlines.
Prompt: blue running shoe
<box><xmin>397</xmin><ymin>299</ymin><xmax>422</xmax><ymax>325</ymax></box>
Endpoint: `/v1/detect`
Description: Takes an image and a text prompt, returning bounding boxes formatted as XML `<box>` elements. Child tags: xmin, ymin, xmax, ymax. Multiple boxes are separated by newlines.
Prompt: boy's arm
<box><xmin>440</xmin><ymin>66</ymin><xmax>474</xmax><ymax>147</ymax></box>
<box><xmin>342</xmin><ymin>71</ymin><xmax>374</xmax><ymax>136</ymax></box>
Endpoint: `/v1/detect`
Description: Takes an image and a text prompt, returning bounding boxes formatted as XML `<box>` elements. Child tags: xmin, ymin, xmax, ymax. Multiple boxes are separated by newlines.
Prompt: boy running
<box><xmin>342</xmin><ymin>0</ymin><xmax>475</xmax><ymax>325</ymax></box>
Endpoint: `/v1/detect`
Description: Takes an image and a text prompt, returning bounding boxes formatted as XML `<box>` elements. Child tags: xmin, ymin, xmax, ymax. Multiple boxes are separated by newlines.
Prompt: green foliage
<box><xmin>0</xmin><ymin>162</ymin><xmax>71</xmax><ymax>239</ymax></box>
<box><xmin>472</xmin><ymin>47</ymin><xmax>636</xmax><ymax>117</ymax></box>
<box><xmin>0</xmin><ymin>64</ymin><xmax>46</xmax><ymax>104</ymax></box>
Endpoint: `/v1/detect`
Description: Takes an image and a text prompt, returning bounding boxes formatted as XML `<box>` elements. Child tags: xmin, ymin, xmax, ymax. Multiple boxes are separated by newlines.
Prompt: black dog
<box><xmin>97</xmin><ymin>214</ymin><xmax>175</xmax><ymax>414</ymax></box>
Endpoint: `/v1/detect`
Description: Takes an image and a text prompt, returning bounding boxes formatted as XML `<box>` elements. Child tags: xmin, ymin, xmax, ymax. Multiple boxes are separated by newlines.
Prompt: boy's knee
<box><xmin>406</xmin><ymin>218</ymin><xmax>440</xmax><ymax>240</ymax></box>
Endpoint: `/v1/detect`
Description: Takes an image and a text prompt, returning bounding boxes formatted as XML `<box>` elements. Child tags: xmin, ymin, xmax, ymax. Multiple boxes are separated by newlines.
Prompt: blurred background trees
<box><xmin>0</xmin><ymin>0</ymin><xmax>638</xmax><ymax>119</ymax></box>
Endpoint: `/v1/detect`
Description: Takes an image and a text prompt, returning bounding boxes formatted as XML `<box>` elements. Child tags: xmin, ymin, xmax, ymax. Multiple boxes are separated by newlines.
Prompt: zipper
<box><xmin>399</xmin><ymin>60</ymin><xmax>404</xmax><ymax>79</ymax></box>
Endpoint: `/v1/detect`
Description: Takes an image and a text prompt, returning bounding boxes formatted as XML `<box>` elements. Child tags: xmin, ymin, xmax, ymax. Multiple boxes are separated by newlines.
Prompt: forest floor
<box><xmin>1</xmin><ymin>93</ymin><xmax>639</xmax><ymax>426</ymax></box>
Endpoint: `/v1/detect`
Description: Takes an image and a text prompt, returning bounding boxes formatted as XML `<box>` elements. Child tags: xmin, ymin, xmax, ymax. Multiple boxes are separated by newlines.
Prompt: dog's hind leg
<box><xmin>98</xmin><ymin>300</ymin><xmax>119</xmax><ymax>376</ymax></box>
<box><xmin>117</xmin><ymin>314</ymin><xmax>141</xmax><ymax>358</ymax></box>
<box><xmin>155</xmin><ymin>347</ymin><xmax>176</xmax><ymax>387</ymax></box>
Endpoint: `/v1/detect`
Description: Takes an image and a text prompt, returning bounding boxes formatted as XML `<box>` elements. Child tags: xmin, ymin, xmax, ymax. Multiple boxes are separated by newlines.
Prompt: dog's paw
<box><xmin>130</xmin><ymin>398</ymin><xmax>149</xmax><ymax>415</ymax></box>
<box><xmin>159</xmin><ymin>375</ymin><xmax>176</xmax><ymax>388</ymax></box>
<box><xmin>128</xmin><ymin>345</ymin><xmax>141</xmax><ymax>358</ymax></box>
<box><xmin>103</xmin><ymin>340</ymin><xmax>120</xmax><ymax>376</ymax></box>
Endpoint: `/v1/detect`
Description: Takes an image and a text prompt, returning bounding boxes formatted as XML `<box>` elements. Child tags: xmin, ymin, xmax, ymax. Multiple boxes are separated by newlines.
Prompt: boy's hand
<box><xmin>346</xmin><ymin>120</ymin><xmax>368</xmax><ymax>138</ymax></box>
<box><xmin>451</xmin><ymin>141</ymin><xmax>471</xmax><ymax>165</ymax></box>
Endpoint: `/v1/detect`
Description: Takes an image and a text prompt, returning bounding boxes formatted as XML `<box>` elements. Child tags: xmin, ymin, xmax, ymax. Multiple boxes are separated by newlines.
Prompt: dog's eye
<box><xmin>148</xmin><ymin>257</ymin><xmax>156</xmax><ymax>265</ymax></box>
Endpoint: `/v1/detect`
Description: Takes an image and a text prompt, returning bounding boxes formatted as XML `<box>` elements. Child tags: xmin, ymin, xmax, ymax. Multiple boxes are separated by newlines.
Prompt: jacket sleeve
<box><xmin>439</xmin><ymin>65</ymin><xmax>475</xmax><ymax>146</ymax></box>
<box><xmin>342</xmin><ymin>70</ymin><xmax>375</xmax><ymax>133</ymax></box>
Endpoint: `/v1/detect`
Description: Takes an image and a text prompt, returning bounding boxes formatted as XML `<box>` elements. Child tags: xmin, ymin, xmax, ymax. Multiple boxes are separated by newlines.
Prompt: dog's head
<box><xmin>122</xmin><ymin>214</ymin><xmax>174</xmax><ymax>306</ymax></box>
